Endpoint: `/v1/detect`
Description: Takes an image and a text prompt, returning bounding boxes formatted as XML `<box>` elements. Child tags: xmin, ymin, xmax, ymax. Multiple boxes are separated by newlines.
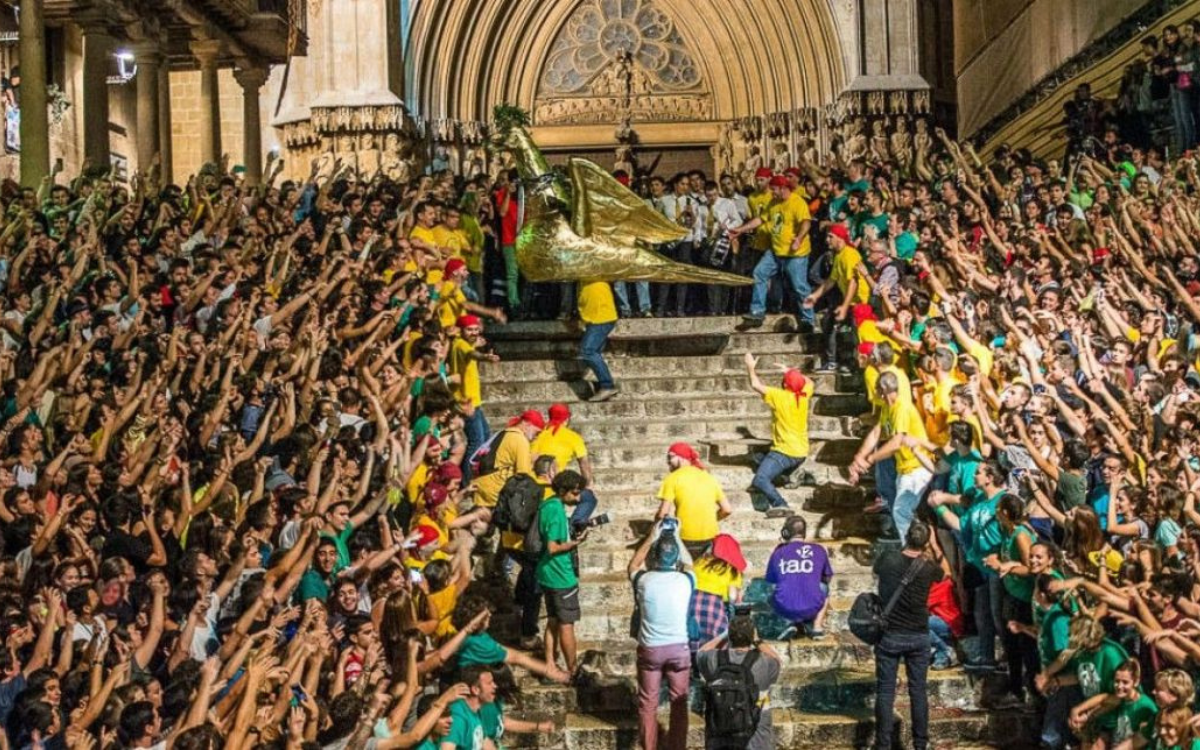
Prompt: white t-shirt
<box><xmin>634</xmin><ymin>569</ymin><xmax>694</xmax><ymax>648</ymax></box>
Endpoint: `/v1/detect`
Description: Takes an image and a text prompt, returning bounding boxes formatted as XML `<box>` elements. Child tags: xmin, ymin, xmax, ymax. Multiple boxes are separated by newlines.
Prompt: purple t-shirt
<box><xmin>765</xmin><ymin>541</ymin><xmax>832</xmax><ymax>621</ymax></box>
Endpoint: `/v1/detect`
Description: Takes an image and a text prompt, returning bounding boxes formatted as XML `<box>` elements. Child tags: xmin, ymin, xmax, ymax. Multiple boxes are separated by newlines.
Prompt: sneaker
<box><xmin>737</xmin><ymin>316</ymin><xmax>765</xmax><ymax>331</ymax></box>
<box><xmin>963</xmin><ymin>659</ymin><xmax>1001</xmax><ymax>673</ymax></box>
<box><xmin>590</xmin><ymin>386</ymin><xmax>619</xmax><ymax>402</ymax></box>
<box><xmin>776</xmin><ymin>625</ymin><xmax>799</xmax><ymax>641</ymax></box>
<box><xmin>815</xmin><ymin>361</ymin><xmax>837</xmax><ymax>373</ymax></box>
<box><xmin>619</xmin><ymin>309</ymin><xmax>633</xmax><ymax>318</ymax></box>
<box><xmin>765</xmin><ymin>505</ymin><xmax>792</xmax><ymax>518</ymax></box>
<box><xmin>783</xmin><ymin>470</ymin><xmax>816</xmax><ymax>490</ymax></box>
<box><xmin>639</xmin><ymin>309</ymin><xmax>653</xmax><ymax>318</ymax></box>
<box><xmin>931</xmin><ymin>654</ymin><xmax>958</xmax><ymax>671</ymax></box>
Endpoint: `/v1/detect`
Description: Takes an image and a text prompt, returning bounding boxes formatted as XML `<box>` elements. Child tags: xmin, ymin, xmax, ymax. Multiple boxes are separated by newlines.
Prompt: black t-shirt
<box><xmin>102</xmin><ymin>530</ymin><xmax>153</xmax><ymax>574</ymax></box>
<box><xmin>873</xmin><ymin>550</ymin><xmax>943</xmax><ymax>634</ymax></box>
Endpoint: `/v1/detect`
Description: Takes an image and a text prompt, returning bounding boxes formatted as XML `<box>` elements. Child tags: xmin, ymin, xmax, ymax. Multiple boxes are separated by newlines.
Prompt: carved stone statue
<box><xmin>334</xmin><ymin>134</ymin><xmax>357</xmax><ymax>176</ymax></box>
<box><xmin>431</xmin><ymin>145</ymin><xmax>451</xmax><ymax>174</ymax></box>
<box><xmin>870</xmin><ymin>118</ymin><xmax>890</xmax><ymax>162</ymax></box>
<box><xmin>463</xmin><ymin>146</ymin><xmax>486</xmax><ymax>178</ymax></box>
<box><xmin>614</xmin><ymin>145</ymin><xmax>635</xmax><ymax>177</ymax></box>
<box><xmin>770</xmin><ymin>141</ymin><xmax>789</xmax><ymax>173</ymax></box>
<box><xmin>381</xmin><ymin>133</ymin><xmax>414</xmax><ymax>183</ymax></box>
<box><xmin>314</xmin><ymin>136</ymin><xmax>337</xmax><ymax>182</ymax></box>
<box><xmin>744</xmin><ymin>144</ymin><xmax>763</xmax><ymax>176</ymax></box>
<box><xmin>358</xmin><ymin>132</ymin><xmax>381</xmax><ymax>178</ymax></box>
<box><xmin>891</xmin><ymin>117</ymin><xmax>914</xmax><ymax>173</ymax></box>
<box><xmin>913</xmin><ymin>117</ymin><xmax>933</xmax><ymax>158</ymax></box>
<box><xmin>841</xmin><ymin>117</ymin><xmax>869</xmax><ymax>163</ymax></box>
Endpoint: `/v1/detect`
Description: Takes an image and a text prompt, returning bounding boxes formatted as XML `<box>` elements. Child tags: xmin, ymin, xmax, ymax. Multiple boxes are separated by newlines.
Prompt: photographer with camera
<box><xmin>628</xmin><ymin>519</ymin><xmax>695</xmax><ymax>750</ymax></box>
<box><xmin>537</xmin><ymin>469</ymin><xmax>590</xmax><ymax>680</ymax></box>
<box><xmin>696</xmin><ymin>612</ymin><xmax>782</xmax><ymax>750</ymax></box>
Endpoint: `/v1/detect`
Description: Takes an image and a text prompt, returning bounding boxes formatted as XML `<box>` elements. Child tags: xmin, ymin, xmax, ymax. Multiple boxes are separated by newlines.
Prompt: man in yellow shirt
<box><xmin>408</xmin><ymin>201</ymin><xmax>449</xmax><ymax>284</ymax></box>
<box><xmin>450</xmin><ymin>314</ymin><xmax>501</xmax><ymax>477</ymax></box>
<box><xmin>578</xmin><ymin>279</ymin><xmax>619</xmax><ymax>402</ymax></box>
<box><xmin>744</xmin><ymin>352</ymin><xmax>814</xmax><ymax>518</ymax></box>
<box><xmin>532</xmin><ymin>402</ymin><xmax>599</xmax><ymax>516</ymax></box>
<box><xmin>655</xmin><ymin>442</ymin><xmax>732</xmax><ymax>559</ymax></box>
<box><xmin>803</xmin><ymin>224</ymin><xmax>871</xmax><ymax>372</ymax></box>
<box><xmin>473</xmin><ymin>410</ymin><xmax>543</xmax><ymax>507</ymax></box>
<box><xmin>746</xmin><ymin>167</ymin><xmax>775</xmax><ymax>253</ymax></box>
<box><xmin>849</xmin><ymin>371</ymin><xmax>933</xmax><ymax>541</ymax></box>
<box><xmin>730</xmin><ymin>175</ymin><xmax>814</xmax><ymax>332</ymax></box>
<box><xmin>437</xmin><ymin>259</ymin><xmax>507</xmax><ymax>330</ymax></box>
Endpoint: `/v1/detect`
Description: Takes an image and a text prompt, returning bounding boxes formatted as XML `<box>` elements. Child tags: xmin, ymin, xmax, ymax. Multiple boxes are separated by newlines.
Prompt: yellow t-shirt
<box><xmin>460</xmin><ymin>215</ymin><xmax>485</xmax><ymax>273</ymax></box>
<box><xmin>449</xmin><ymin>337</ymin><xmax>482</xmax><ymax>408</ymax></box>
<box><xmin>880</xmin><ymin>399</ymin><xmax>929</xmax><ymax>475</ymax></box>
<box><xmin>578</xmin><ymin>280</ymin><xmax>618</xmax><ymax>325</ymax></box>
<box><xmin>924</xmin><ymin>375</ymin><xmax>957</xmax><ymax>447</ymax></box>
<box><xmin>531</xmin><ymin>426</ymin><xmax>588</xmax><ymax>472</ymax></box>
<box><xmin>964</xmin><ymin>341</ymin><xmax>994</xmax><ymax>378</ymax></box>
<box><xmin>433</xmin><ymin>225</ymin><xmax>470</xmax><ymax>260</ymax></box>
<box><xmin>764</xmin><ymin>384</ymin><xmax>813</xmax><ymax>458</ymax></box>
<box><xmin>747</xmin><ymin>190</ymin><xmax>773</xmax><ymax>251</ymax></box>
<box><xmin>404</xmin><ymin>550</ymin><xmax>450</xmax><ymax>572</ymax></box>
<box><xmin>408</xmin><ymin>225</ymin><xmax>444</xmax><ymax>284</ymax></box>
<box><xmin>693</xmin><ymin>558</ymin><xmax>743</xmax><ymax>600</ymax></box>
<box><xmin>866</xmin><ymin>364</ymin><xmax>912</xmax><ymax>410</ymax></box>
<box><xmin>402</xmin><ymin>332</ymin><xmax>424</xmax><ymax>371</ymax></box>
<box><xmin>424</xmin><ymin>583</ymin><xmax>459</xmax><ymax>639</ymax></box>
<box><xmin>831</xmin><ymin>245</ymin><xmax>871</xmax><ymax>304</ymax></box>
<box><xmin>656</xmin><ymin>465</ymin><xmax>726</xmax><ymax>542</ymax></box>
<box><xmin>767</xmin><ymin>192</ymin><xmax>811</xmax><ymax>257</ymax></box>
<box><xmin>437</xmin><ymin>282</ymin><xmax>468</xmax><ymax>329</ymax></box>
<box><xmin>406</xmin><ymin>463</ymin><xmax>429</xmax><ymax>507</ymax></box>
<box><xmin>412</xmin><ymin>510</ymin><xmax>457</xmax><ymax>551</ymax></box>
<box><xmin>474</xmin><ymin>429</ymin><xmax>533</xmax><ymax>507</ymax></box>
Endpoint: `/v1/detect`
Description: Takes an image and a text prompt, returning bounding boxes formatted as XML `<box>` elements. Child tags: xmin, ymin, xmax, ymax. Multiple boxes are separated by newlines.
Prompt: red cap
<box><xmin>667</xmin><ymin>442</ymin><xmax>703</xmax><ymax>468</ymax></box>
<box><xmin>547</xmin><ymin>403</ymin><xmax>571</xmax><ymax>433</ymax></box>
<box><xmin>768</xmin><ymin>175</ymin><xmax>789</xmax><ymax>189</ymax></box>
<box><xmin>457</xmin><ymin>314</ymin><xmax>482</xmax><ymax>329</ymax></box>
<box><xmin>782</xmin><ymin>369</ymin><xmax>809</xmax><ymax>405</ymax></box>
<box><xmin>445</xmin><ymin>258</ymin><xmax>467</xmax><ymax>276</ymax></box>
<box><xmin>827</xmin><ymin>223</ymin><xmax>851</xmax><ymax>244</ymax></box>
<box><xmin>423</xmin><ymin>482</ymin><xmax>449</xmax><ymax>509</ymax></box>
<box><xmin>857</xmin><ymin>341</ymin><xmax>876</xmax><ymax>357</ymax></box>
<box><xmin>1188</xmin><ymin>280</ymin><xmax>1200</xmax><ymax>297</ymax></box>
<box><xmin>434</xmin><ymin>463</ymin><xmax>463</xmax><ymax>484</ymax></box>
<box><xmin>615</xmin><ymin>173</ymin><xmax>631</xmax><ymax>187</ymax></box>
<box><xmin>711</xmin><ymin>534</ymin><xmax>748</xmax><ymax>573</ymax></box>
<box><xmin>414</xmin><ymin>525</ymin><xmax>441</xmax><ymax>548</ymax></box>
<box><xmin>508</xmin><ymin>410</ymin><xmax>546</xmax><ymax>429</ymax></box>
<box><xmin>1092</xmin><ymin>247</ymin><xmax>1111</xmax><ymax>264</ymax></box>
<box><xmin>784</xmin><ymin>167</ymin><xmax>802</xmax><ymax>179</ymax></box>
<box><xmin>852</xmin><ymin>303</ymin><xmax>877</xmax><ymax>328</ymax></box>
<box><xmin>754</xmin><ymin>167</ymin><xmax>774</xmax><ymax>180</ymax></box>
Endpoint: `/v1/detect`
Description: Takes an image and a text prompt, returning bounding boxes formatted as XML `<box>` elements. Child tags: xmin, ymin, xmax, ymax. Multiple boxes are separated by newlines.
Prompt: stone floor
<box><xmin>474</xmin><ymin>315</ymin><xmax>1037</xmax><ymax>749</ymax></box>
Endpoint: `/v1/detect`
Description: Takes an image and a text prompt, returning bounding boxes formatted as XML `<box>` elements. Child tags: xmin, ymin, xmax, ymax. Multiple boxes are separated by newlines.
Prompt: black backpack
<box><xmin>703</xmin><ymin>650</ymin><xmax>762</xmax><ymax>742</ymax></box>
<box><xmin>849</xmin><ymin>558</ymin><xmax>925</xmax><ymax>645</ymax></box>
<box><xmin>494</xmin><ymin>474</ymin><xmax>547</xmax><ymax>560</ymax></box>
<box><xmin>469</xmin><ymin>430</ymin><xmax>507</xmax><ymax>478</ymax></box>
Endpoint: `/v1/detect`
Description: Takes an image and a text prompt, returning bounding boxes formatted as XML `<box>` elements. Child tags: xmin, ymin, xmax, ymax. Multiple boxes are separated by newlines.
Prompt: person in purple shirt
<box><xmin>765</xmin><ymin>516</ymin><xmax>833</xmax><ymax>638</ymax></box>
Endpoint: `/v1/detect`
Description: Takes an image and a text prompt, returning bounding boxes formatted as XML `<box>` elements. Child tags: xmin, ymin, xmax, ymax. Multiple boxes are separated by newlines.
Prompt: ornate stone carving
<box><xmin>533</xmin><ymin>94</ymin><xmax>711</xmax><ymax>125</ymax></box>
<box><xmin>890</xmin><ymin>116</ymin><xmax>914</xmax><ymax>172</ymax></box>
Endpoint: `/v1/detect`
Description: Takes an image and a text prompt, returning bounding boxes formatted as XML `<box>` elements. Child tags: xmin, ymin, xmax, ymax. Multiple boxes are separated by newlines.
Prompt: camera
<box><xmin>571</xmin><ymin>513</ymin><xmax>610</xmax><ymax>539</ymax></box>
<box><xmin>660</xmin><ymin>517</ymin><xmax>679</xmax><ymax>535</ymax></box>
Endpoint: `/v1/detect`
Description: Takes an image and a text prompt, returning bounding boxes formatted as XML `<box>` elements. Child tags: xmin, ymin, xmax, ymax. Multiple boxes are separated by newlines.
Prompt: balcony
<box><xmin>241</xmin><ymin>0</ymin><xmax>307</xmax><ymax>60</ymax></box>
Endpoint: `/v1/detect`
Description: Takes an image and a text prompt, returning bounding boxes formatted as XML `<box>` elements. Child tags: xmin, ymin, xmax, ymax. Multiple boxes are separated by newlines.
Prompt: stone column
<box><xmin>80</xmin><ymin>18</ymin><xmax>113</xmax><ymax>167</ymax></box>
<box><xmin>132</xmin><ymin>42</ymin><xmax>162</xmax><ymax>175</ymax></box>
<box><xmin>190</xmin><ymin>39</ymin><xmax>223</xmax><ymax>165</ymax></box>
<box><xmin>234</xmin><ymin>66</ymin><xmax>269</xmax><ymax>185</ymax></box>
<box><xmin>157</xmin><ymin>64</ymin><xmax>173</xmax><ymax>183</ymax></box>
<box><xmin>18</xmin><ymin>0</ymin><xmax>48</xmax><ymax>187</ymax></box>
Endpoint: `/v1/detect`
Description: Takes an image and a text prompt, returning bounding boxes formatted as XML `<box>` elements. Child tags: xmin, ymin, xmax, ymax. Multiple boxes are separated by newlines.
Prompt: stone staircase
<box><xmin>475</xmin><ymin>316</ymin><xmax>1036</xmax><ymax>749</ymax></box>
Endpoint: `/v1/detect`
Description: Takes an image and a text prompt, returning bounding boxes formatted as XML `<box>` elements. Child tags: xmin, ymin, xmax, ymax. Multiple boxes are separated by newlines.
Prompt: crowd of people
<box><xmin>0</xmin><ymin>48</ymin><xmax>1199</xmax><ymax>749</ymax></box>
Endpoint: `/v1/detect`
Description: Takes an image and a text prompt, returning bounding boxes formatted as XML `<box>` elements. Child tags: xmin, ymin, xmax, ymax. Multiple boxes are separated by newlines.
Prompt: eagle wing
<box><xmin>568</xmin><ymin>158</ymin><xmax>686</xmax><ymax>246</ymax></box>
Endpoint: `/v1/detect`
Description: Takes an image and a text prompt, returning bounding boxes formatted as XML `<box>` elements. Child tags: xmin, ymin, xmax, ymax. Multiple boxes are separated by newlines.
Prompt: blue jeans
<box><xmin>972</xmin><ymin>571</ymin><xmax>1003</xmax><ymax>665</ymax></box>
<box><xmin>571</xmin><ymin>489</ymin><xmax>597</xmax><ymax>526</ymax></box>
<box><xmin>929</xmin><ymin>615</ymin><xmax>954</xmax><ymax>665</ymax></box>
<box><xmin>752</xmin><ymin>450</ymin><xmax>804</xmax><ymax>509</ymax></box>
<box><xmin>875</xmin><ymin>456</ymin><xmax>898</xmax><ymax>507</ymax></box>
<box><xmin>749</xmin><ymin>251</ymin><xmax>813</xmax><ymax>323</ymax></box>
<box><xmin>875</xmin><ymin>631</ymin><xmax>931</xmax><ymax>750</ymax></box>
<box><xmin>463</xmin><ymin>408</ymin><xmax>490</xmax><ymax>482</ymax></box>
<box><xmin>580</xmin><ymin>322</ymin><xmax>616</xmax><ymax>390</ymax></box>
<box><xmin>893</xmin><ymin>467</ymin><xmax>931</xmax><ymax>543</ymax></box>
<box><xmin>614</xmin><ymin>281</ymin><xmax>650</xmax><ymax>314</ymax></box>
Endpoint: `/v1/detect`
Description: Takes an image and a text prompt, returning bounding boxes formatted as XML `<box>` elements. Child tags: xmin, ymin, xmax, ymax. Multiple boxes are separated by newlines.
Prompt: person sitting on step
<box><xmin>764</xmin><ymin>515</ymin><xmax>832</xmax><ymax>639</ymax></box>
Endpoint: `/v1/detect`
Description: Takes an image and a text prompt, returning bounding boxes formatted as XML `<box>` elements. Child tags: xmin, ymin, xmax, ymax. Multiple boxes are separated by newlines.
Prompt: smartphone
<box><xmin>290</xmin><ymin>686</ymin><xmax>306</xmax><ymax>707</ymax></box>
<box><xmin>409</xmin><ymin>569</ymin><xmax>423</xmax><ymax>584</ymax></box>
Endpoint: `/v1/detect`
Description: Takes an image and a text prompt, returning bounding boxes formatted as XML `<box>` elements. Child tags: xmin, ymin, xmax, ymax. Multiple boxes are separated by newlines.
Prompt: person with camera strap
<box><xmin>696</xmin><ymin>612</ymin><xmax>782</xmax><ymax>749</ymax></box>
<box><xmin>535</xmin><ymin>469</ymin><xmax>590</xmax><ymax>682</ymax></box>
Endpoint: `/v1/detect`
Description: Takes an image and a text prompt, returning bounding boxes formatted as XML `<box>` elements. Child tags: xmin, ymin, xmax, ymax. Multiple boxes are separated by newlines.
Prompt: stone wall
<box><xmin>169</xmin><ymin>69</ymin><xmax>245</xmax><ymax>179</ymax></box>
<box><xmin>955</xmin><ymin>0</ymin><xmax>1150</xmax><ymax>138</ymax></box>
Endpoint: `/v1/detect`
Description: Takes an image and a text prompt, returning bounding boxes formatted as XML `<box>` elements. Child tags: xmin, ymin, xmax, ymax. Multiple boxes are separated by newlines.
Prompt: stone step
<box><xmin>483</xmin><ymin>351</ymin><xmax>829</xmax><ymax>381</ymax></box>
<box><xmin>553</xmin><ymin>414</ymin><xmax>863</xmax><ymax>443</ymax></box>
<box><xmin>490</xmin><ymin>330</ymin><xmax>825</xmax><ymax>360</ymax></box>
<box><xmin>584</xmin><ymin>499</ymin><xmax>884</xmax><ymax>546</ymax></box>
<box><xmin>481</xmin><ymin>391</ymin><xmax>868</xmax><ymax>421</ymax></box>
<box><xmin>518</xmin><ymin>706</ymin><xmax>1036</xmax><ymax>749</ymax></box>
<box><xmin>488</xmin><ymin>314</ymin><xmax>805</xmax><ymax>341</ymax></box>
<box><xmin>481</xmin><ymin>371</ymin><xmax>859</xmax><ymax>404</ymax></box>
<box><xmin>580</xmin><ymin>434</ymin><xmax>860</xmax><ymax>471</ymax></box>
<box><xmin>590</xmin><ymin>482</ymin><xmax>874</xmax><ymax>516</ymax></box>
<box><xmin>569</xmin><ymin>634</ymin><xmax>876</xmax><ymax>673</ymax></box>
<box><xmin>516</xmin><ymin>666</ymin><xmax>984</xmax><ymax>716</ymax></box>
<box><xmin>586</xmin><ymin>463</ymin><xmax>862</xmax><ymax>495</ymax></box>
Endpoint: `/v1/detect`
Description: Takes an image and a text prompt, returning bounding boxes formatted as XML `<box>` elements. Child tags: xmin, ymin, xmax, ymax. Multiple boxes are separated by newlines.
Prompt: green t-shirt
<box><xmin>945</xmin><ymin>450</ymin><xmax>982</xmax><ymax>497</ymax></box>
<box><xmin>444</xmin><ymin>699</ymin><xmax>485</xmax><ymax>750</ymax></box>
<box><xmin>1037</xmin><ymin>602</ymin><xmax>1072</xmax><ymax>668</ymax></box>
<box><xmin>1073</xmin><ymin>639</ymin><xmax>1129</xmax><ymax>729</ymax></box>
<box><xmin>415</xmin><ymin>740</ymin><xmax>438</xmax><ymax>750</ymax></box>
<box><xmin>480</xmin><ymin>701</ymin><xmax>504</xmax><ymax>743</ymax></box>
<box><xmin>1055</xmin><ymin>471</ymin><xmax>1087</xmax><ymax>511</ymax></box>
<box><xmin>297</xmin><ymin>569</ymin><xmax>330</xmax><ymax>603</ymax></box>
<box><xmin>1000</xmin><ymin>524</ymin><xmax>1035</xmax><ymax>602</ymax></box>
<box><xmin>1112</xmin><ymin>693</ymin><xmax>1158</xmax><ymax>744</ymax></box>
<box><xmin>322</xmin><ymin>523</ymin><xmax>356</xmax><ymax>573</ymax></box>
<box><xmin>1153</xmin><ymin>739</ymin><xmax>1200</xmax><ymax>750</ymax></box>
<box><xmin>457</xmin><ymin>633</ymin><xmax>507</xmax><ymax>668</ymax></box>
<box><xmin>536</xmin><ymin>497</ymin><xmax>577</xmax><ymax>590</ymax></box>
<box><xmin>962</xmin><ymin>492</ymin><xmax>1004</xmax><ymax>571</ymax></box>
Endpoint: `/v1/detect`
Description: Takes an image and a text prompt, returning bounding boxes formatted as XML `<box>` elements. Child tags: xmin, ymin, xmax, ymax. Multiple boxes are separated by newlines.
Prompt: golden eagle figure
<box><xmin>500</xmin><ymin>126</ymin><xmax>752</xmax><ymax>286</ymax></box>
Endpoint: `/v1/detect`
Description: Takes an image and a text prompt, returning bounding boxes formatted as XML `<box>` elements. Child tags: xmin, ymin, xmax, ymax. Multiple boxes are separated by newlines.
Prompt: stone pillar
<box><xmin>80</xmin><ymin>18</ymin><xmax>113</xmax><ymax>167</ymax></box>
<box><xmin>157</xmin><ymin>64</ymin><xmax>173</xmax><ymax>183</ymax></box>
<box><xmin>234</xmin><ymin>66</ymin><xmax>269</xmax><ymax>185</ymax></box>
<box><xmin>18</xmin><ymin>0</ymin><xmax>48</xmax><ymax>187</ymax></box>
<box><xmin>132</xmin><ymin>42</ymin><xmax>162</xmax><ymax>175</ymax></box>
<box><xmin>191</xmin><ymin>39</ymin><xmax>223</xmax><ymax>165</ymax></box>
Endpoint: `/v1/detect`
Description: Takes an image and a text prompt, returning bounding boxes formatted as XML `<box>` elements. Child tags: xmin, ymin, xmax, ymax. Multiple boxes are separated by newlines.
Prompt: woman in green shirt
<box><xmin>985</xmin><ymin>493</ymin><xmax>1038</xmax><ymax>707</ymax></box>
<box><xmin>1071</xmin><ymin>659</ymin><xmax>1157</xmax><ymax>749</ymax></box>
